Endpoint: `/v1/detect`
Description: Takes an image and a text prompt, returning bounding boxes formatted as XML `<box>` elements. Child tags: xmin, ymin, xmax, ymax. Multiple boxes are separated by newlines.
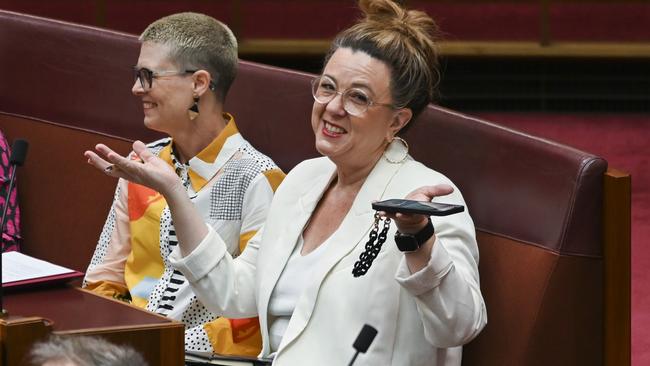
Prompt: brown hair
<box><xmin>324</xmin><ymin>0</ymin><xmax>441</xmax><ymax>126</ymax></box>
<box><xmin>140</xmin><ymin>12</ymin><xmax>238</xmax><ymax>103</ymax></box>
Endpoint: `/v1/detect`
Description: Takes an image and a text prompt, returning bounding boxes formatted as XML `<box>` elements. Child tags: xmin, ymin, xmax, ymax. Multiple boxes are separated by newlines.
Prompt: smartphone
<box><xmin>372</xmin><ymin>199</ymin><xmax>464</xmax><ymax>216</ymax></box>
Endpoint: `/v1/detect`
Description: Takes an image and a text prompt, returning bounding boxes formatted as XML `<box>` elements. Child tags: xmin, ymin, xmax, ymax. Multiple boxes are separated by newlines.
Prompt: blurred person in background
<box><xmin>30</xmin><ymin>335</ymin><xmax>148</xmax><ymax>366</ymax></box>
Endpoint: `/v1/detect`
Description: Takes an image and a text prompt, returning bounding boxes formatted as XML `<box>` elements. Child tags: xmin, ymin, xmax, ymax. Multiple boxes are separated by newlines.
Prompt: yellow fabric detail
<box><xmin>204</xmin><ymin>317</ymin><xmax>262</xmax><ymax>357</ymax></box>
<box><xmin>157</xmin><ymin>143</ymin><xmax>173</xmax><ymax>165</ymax></box>
<box><xmin>125</xmin><ymin>191</ymin><xmax>167</xmax><ymax>308</ymax></box>
<box><xmin>187</xmin><ymin>169</ymin><xmax>208</xmax><ymax>193</ymax></box>
<box><xmin>85</xmin><ymin>280</ymin><xmax>129</xmax><ymax>298</ymax></box>
<box><xmin>239</xmin><ymin>230</ymin><xmax>257</xmax><ymax>254</ymax></box>
<box><xmin>188</xmin><ymin>114</ymin><xmax>239</xmax><ymax>192</ymax></box>
<box><xmin>263</xmin><ymin>168</ymin><xmax>286</xmax><ymax>193</ymax></box>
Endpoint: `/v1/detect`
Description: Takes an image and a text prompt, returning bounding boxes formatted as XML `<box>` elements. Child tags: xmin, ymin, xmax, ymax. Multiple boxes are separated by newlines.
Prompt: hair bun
<box><xmin>359</xmin><ymin>0</ymin><xmax>404</xmax><ymax>20</ymax></box>
<box><xmin>327</xmin><ymin>0</ymin><xmax>442</xmax><ymax>120</ymax></box>
<box><xmin>359</xmin><ymin>0</ymin><xmax>439</xmax><ymax>42</ymax></box>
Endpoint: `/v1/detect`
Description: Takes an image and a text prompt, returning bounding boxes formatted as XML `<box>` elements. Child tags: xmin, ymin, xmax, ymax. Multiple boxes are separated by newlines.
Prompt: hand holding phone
<box><xmin>372</xmin><ymin>199</ymin><xmax>464</xmax><ymax>216</ymax></box>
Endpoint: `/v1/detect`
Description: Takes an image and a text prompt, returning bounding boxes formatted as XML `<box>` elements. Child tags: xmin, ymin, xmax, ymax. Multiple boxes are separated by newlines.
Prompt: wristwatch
<box><xmin>394</xmin><ymin>218</ymin><xmax>435</xmax><ymax>252</ymax></box>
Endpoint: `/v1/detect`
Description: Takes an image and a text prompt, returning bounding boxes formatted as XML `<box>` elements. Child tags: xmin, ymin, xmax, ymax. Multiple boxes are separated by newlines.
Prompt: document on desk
<box><xmin>2</xmin><ymin>251</ymin><xmax>84</xmax><ymax>287</ymax></box>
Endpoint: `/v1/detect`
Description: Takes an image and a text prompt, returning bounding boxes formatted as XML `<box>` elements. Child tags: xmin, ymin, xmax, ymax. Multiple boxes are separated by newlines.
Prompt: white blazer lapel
<box><xmin>276</xmin><ymin>156</ymin><xmax>404</xmax><ymax>354</ymax></box>
<box><xmin>257</xmin><ymin>161</ymin><xmax>337</xmax><ymax>347</ymax></box>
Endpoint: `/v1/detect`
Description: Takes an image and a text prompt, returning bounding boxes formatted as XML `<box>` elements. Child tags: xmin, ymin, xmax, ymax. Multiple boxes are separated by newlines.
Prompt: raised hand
<box><xmin>379</xmin><ymin>184</ymin><xmax>454</xmax><ymax>270</ymax></box>
<box><xmin>84</xmin><ymin>141</ymin><xmax>183</xmax><ymax>196</ymax></box>
<box><xmin>381</xmin><ymin>184</ymin><xmax>454</xmax><ymax>235</ymax></box>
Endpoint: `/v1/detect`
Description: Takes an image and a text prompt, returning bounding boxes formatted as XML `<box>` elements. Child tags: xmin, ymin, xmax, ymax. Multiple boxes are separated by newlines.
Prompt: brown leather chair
<box><xmin>0</xmin><ymin>10</ymin><xmax>630</xmax><ymax>366</ymax></box>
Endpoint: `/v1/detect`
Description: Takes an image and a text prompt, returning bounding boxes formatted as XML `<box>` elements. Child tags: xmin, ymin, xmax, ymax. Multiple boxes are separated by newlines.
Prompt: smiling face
<box><xmin>132</xmin><ymin>42</ymin><xmax>194</xmax><ymax>135</ymax></box>
<box><xmin>311</xmin><ymin>47</ymin><xmax>412</xmax><ymax>169</ymax></box>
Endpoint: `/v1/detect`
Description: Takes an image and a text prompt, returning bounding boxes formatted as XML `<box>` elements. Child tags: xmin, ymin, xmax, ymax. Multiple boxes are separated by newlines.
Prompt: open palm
<box><xmin>84</xmin><ymin>140</ymin><xmax>182</xmax><ymax>196</ymax></box>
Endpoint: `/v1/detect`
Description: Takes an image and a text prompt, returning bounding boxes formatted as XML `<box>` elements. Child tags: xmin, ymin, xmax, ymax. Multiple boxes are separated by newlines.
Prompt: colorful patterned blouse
<box><xmin>84</xmin><ymin>116</ymin><xmax>284</xmax><ymax>357</ymax></box>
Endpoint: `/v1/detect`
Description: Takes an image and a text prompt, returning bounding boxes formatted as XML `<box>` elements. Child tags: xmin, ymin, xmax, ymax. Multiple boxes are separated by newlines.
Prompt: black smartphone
<box><xmin>372</xmin><ymin>199</ymin><xmax>464</xmax><ymax>216</ymax></box>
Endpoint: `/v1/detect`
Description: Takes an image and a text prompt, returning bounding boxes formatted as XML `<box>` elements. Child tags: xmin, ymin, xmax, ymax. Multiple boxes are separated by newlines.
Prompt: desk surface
<box><xmin>5</xmin><ymin>286</ymin><xmax>173</xmax><ymax>331</ymax></box>
<box><xmin>3</xmin><ymin>286</ymin><xmax>184</xmax><ymax>366</ymax></box>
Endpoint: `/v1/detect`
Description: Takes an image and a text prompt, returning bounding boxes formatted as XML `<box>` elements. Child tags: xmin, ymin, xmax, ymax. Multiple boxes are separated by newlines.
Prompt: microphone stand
<box><xmin>348</xmin><ymin>351</ymin><xmax>361</xmax><ymax>366</ymax></box>
<box><xmin>0</xmin><ymin>163</ymin><xmax>18</xmax><ymax>317</ymax></box>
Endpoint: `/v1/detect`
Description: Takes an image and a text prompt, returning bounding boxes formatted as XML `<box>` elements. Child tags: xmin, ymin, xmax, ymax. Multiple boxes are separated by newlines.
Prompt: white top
<box><xmin>268</xmin><ymin>235</ymin><xmax>329</xmax><ymax>351</ymax></box>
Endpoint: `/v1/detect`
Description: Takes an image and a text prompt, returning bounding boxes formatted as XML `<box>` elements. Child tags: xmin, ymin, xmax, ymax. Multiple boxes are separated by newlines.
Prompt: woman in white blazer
<box><xmin>85</xmin><ymin>0</ymin><xmax>487</xmax><ymax>364</ymax></box>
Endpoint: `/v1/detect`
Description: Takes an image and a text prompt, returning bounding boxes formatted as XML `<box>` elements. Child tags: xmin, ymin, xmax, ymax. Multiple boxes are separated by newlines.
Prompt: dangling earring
<box><xmin>188</xmin><ymin>94</ymin><xmax>200</xmax><ymax>120</ymax></box>
<box><xmin>383</xmin><ymin>136</ymin><xmax>409</xmax><ymax>164</ymax></box>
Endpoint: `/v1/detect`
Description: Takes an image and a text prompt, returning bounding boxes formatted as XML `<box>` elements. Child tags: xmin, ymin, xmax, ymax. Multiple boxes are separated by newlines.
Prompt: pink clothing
<box><xmin>0</xmin><ymin>130</ymin><xmax>21</xmax><ymax>252</ymax></box>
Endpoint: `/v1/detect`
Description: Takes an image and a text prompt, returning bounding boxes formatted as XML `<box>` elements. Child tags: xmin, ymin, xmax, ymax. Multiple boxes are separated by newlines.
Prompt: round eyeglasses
<box><xmin>311</xmin><ymin>76</ymin><xmax>397</xmax><ymax>116</ymax></box>
<box><xmin>133</xmin><ymin>67</ymin><xmax>197</xmax><ymax>91</ymax></box>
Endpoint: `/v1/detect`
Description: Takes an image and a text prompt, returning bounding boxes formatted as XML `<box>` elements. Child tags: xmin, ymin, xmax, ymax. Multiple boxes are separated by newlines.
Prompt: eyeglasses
<box><xmin>311</xmin><ymin>76</ymin><xmax>396</xmax><ymax>116</ymax></box>
<box><xmin>133</xmin><ymin>67</ymin><xmax>197</xmax><ymax>91</ymax></box>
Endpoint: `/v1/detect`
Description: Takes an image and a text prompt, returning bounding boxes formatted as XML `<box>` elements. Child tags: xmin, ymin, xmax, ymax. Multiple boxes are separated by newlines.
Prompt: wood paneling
<box><xmin>603</xmin><ymin>169</ymin><xmax>631</xmax><ymax>366</ymax></box>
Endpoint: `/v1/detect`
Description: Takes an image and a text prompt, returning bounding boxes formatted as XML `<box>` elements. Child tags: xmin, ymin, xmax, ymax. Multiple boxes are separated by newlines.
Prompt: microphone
<box><xmin>1</xmin><ymin>139</ymin><xmax>29</xmax><ymax>316</ymax></box>
<box><xmin>348</xmin><ymin>324</ymin><xmax>378</xmax><ymax>366</ymax></box>
<box><xmin>9</xmin><ymin>139</ymin><xmax>28</xmax><ymax>166</ymax></box>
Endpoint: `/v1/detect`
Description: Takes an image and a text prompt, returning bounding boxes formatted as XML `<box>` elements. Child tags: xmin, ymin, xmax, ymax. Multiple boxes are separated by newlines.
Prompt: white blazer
<box><xmin>171</xmin><ymin>155</ymin><xmax>487</xmax><ymax>365</ymax></box>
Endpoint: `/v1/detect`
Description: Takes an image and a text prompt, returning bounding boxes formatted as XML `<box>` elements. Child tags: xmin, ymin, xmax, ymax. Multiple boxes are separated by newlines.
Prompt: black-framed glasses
<box><xmin>133</xmin><ymin>67</ymin><xmax>197</xmax><ymax>91</ymax></box>
<box><xmin>311</xmin><ymin>75</ymin><xmax>397</xmax><ymax>116</ymax></box>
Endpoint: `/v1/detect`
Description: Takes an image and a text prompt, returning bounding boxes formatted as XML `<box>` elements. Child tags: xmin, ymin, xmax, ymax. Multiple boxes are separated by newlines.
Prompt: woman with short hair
<box><xmin>84</xmin><ymin>12</ymin><xmax>284</xmax><ymax>357</ymax></box>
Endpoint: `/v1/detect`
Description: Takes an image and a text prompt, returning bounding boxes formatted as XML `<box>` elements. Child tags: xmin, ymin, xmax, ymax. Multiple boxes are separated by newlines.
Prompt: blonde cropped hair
<box><xmin>140</xmin><ymin>12</ymin><xmax>238</xmax><ymax>103</ymax></box>
<box><xmin>325</xmin><ymin>0</ymin><xmax>441</xmax><ymax>124</ymax></box>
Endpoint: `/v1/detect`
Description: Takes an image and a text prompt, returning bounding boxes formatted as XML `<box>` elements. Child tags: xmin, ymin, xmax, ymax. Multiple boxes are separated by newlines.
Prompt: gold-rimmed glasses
<box><xmin>311</xmin><ymin>75</ymin><xmax>397</xmax><ymax>116</ymax></box>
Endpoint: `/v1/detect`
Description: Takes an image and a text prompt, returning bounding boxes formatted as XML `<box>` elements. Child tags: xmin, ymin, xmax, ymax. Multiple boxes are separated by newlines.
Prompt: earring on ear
<box><xmin>188</xmin><ymin>94</ymin><xmax>200</xmax><ymax>120</ymax></box>
<box><xmin>383</xmin><ymin>136</ymin><xmax>409</xmax><ymax>164</ymax></box>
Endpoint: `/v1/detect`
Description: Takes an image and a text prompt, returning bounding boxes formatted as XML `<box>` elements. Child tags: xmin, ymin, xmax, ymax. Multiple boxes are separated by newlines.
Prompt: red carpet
<box><xmin>475</xmin><ymin>112</ymin><xmax>649</xmax><ymax>365</ymax></box>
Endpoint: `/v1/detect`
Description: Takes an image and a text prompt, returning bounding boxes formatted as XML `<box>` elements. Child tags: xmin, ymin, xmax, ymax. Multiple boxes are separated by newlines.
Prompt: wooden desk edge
<box><xmin>75</xmin><ymin>287</ymin><xmax>183</xmax><ymax>324</ymax></box>
<box><xmin>603</xmin><ymin>168</ymin><xmax>631</xmax><ymax>366</ymax></box>
<box><xmin>239</xmin><ymin>39</ymin><xmax>650</xmax><ymax>58</ymax></box>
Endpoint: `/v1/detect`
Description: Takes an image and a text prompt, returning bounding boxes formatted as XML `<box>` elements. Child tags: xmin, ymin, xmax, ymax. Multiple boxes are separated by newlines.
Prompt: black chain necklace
<box><xmin>352</xmin><ymin>212</ymin><xmax>391</xmax><ymax>277</ymax></box>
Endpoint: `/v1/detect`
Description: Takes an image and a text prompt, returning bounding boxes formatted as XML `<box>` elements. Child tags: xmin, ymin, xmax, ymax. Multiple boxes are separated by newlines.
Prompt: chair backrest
<box><xmin>0</xmin><ymin>10</ymin><xmax>628</xmax><ymax>365</ymax></box>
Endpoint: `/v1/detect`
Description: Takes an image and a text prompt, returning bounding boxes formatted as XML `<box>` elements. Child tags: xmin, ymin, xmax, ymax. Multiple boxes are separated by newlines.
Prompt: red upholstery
<box><xmin>0</xmin><ymin>11</ymin><xmax>155</xmax><ymax>142</ymax></box>
<box><xmin>1</xmin><ymin>1</ymin><xmax>648</xmax><ymax>42</ymax></box>
<box><xmin>0</xmin><ymin>10</ymin><xmax>612</xmax><ymax>365</ymax></box>
<box><xmin>227</xmin><ymin>62</ymin><xmax>320</xmax><ymax>171</ymax></box>
<box><xmin>407</xmin><ymin>107</ymin><xmax>607</xmax><ymax>257</ymax></box>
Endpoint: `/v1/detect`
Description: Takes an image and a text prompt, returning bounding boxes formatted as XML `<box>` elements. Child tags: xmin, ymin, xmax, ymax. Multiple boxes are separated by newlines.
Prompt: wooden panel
<box><xmin>603</xmin><ymin>169</ymin><xmax>631</xmax><ymax>366</ymax></box>
<box><xmin>5</xmin><ymin>287</ymin><xmax>173</xmax><ymax>331</ymax></box>
<box><xmin>3</xmin><ymin>287</ymin><xmax>184</xmax><ymax>366</ymax></box>
<box><xmin>239</xmin><ymin>39</ymin><xmax>650</xmax><ymax>58</ymax></box>
<box><xmin>0</xmin><ymin>317</ymin><xmax>51</xmax><ymax>366</ymax></box>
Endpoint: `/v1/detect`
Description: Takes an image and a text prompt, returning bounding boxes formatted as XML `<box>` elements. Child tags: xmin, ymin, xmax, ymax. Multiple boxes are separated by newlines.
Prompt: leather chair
<box><xmin>0</xmin><ymin>10</ymin><xmax>630</xmax><ymax>366</ymax></box>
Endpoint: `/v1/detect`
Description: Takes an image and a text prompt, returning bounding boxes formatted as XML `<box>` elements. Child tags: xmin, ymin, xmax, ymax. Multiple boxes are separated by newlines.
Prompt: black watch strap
<box><xmin>395</xmin><ymin>218</ymin><xmax>435</xmax><ymax>252</ymax></box>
